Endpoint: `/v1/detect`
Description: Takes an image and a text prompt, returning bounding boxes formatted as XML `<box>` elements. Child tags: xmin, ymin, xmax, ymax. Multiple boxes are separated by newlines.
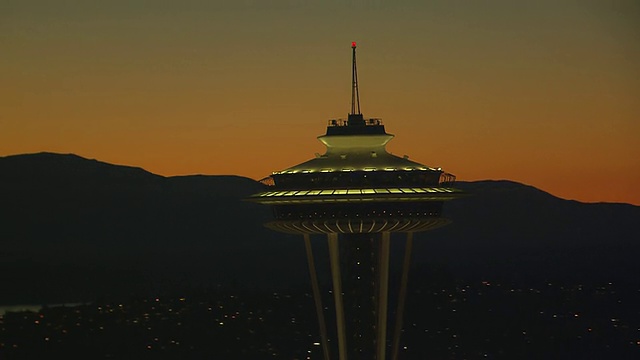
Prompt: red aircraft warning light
<box><xmin>351</xmin><ymin>41</ymin><xmax>357</xmax><ymax>48</ymax></box>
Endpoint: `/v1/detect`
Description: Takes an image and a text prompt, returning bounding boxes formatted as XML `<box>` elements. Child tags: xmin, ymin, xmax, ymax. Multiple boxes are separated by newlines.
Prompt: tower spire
<box><xmin>350</xmin><ymin>41</ymin><xmax>361</xmax><ymax>115</ymax></box>
<box><xmin>347</xmin><ymin>41</ymin><xmax>365</xmax><ymax>127</ymax></box>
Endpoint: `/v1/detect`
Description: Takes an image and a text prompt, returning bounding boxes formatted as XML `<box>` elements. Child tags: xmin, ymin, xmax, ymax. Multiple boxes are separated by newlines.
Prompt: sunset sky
<box><xmin>2</xmin><ymin>1</ymin><xmax>639</xmax><ymax>204</ymax></box>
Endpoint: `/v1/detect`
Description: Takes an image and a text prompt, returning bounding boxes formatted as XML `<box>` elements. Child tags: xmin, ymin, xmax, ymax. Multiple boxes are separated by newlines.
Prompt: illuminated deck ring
<box><xmin>248</xmin><ymin>187</ymin><xmax>463</xmax><ymax>205</ymax></box>
<box><xmin>264</xmin><ymin>217</ymin><xmax>451</xmax><ymax>235</ymax></box>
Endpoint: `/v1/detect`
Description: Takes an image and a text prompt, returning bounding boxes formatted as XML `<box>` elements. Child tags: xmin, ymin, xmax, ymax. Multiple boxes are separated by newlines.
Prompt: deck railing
<box><xmin>327</xmin><ymin>118</ymin><xmax>383</xmax><ymax>127</ymax></box>
<box><xmin>439</xmin><ymin>172</ymin><xmax>456</xmax><ymax>185</ymax></box>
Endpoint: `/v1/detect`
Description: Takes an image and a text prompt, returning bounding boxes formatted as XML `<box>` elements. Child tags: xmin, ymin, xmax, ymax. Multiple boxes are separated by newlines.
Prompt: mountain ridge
<box><xmin>1</xmin><ymin>152</ymin><xmax>638</xmax><ymax>305</ymax></box>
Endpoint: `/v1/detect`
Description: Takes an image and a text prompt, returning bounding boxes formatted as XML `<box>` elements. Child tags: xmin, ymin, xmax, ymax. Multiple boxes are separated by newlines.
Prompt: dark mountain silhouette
<box><xmin>1</xmin><ymin>152</ymin><xmax>638</xmax><ymax>305</ymax></box>
<box><xmin>414</xmin><ymin>180</ymin><xmax>640</xmax><ymax>284</ymax></box>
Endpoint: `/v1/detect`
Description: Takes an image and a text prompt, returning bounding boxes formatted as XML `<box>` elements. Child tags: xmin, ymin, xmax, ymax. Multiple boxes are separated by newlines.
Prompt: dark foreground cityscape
<box><xmin>2</xmin><ymin>279</ymin><xmax>639</xmax><ymax>359</ymax></box>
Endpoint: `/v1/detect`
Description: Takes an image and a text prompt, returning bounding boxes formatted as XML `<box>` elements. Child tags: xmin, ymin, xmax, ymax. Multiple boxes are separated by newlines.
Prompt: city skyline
<box><xmin>2</xmin><ymin>1</ymin><xmax>639</xmax><ymax>204</ymax></box>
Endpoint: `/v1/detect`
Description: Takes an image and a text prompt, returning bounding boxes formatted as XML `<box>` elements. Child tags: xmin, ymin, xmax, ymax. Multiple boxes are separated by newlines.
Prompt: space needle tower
<box><xmin>249</xmin><ymin>42</ymin><xmax>462</xmax><ymax>360</ymax></box>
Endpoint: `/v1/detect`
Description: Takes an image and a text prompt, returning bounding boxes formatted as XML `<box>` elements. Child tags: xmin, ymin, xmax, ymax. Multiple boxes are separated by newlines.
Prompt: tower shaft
<box><xmin>329</xmin><ymin>231</ymin><xmax>391</xmax><ymax>360</ymax></box>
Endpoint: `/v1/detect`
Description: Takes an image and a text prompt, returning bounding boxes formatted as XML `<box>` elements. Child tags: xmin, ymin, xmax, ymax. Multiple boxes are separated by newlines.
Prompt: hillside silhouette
<box><xmin>1</xmin><ymin>152</ymin><xmax>638</xmax><ymax>305</ymax></box>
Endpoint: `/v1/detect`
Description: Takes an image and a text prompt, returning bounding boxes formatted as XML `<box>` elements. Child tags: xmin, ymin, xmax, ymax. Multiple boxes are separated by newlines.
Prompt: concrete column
<box><xmin>328</xmin><ymin>233</ymin><xmax>348</xmax><ymax>360</ymax></box>
<box><xmin>376</xmin><ymin>231</ymin><xmax>391</xmax><ymax>360</ymax></box>
<box><xmin>304</xmin><ymin>234</ymin><xmax>331</xmax><ymax>360</ymax></box>
<box><xmin>391</xmin><ymin>232</ymin><xmax>413</xmax><ymax>360</ymax></box>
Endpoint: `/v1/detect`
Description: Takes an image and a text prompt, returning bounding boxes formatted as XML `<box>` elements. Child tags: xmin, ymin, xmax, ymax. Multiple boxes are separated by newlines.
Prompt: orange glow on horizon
<box><xmin>1</xmin><ymin>1</ymin><xmax>639</xmax><ymax>205</ymax></box>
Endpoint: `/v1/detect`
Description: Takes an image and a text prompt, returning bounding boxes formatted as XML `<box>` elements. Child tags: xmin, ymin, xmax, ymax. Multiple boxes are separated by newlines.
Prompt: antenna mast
<box><xmin>350</xmin><ymin>41</ymin><xmax>361</xmax><ymax>115</ymax></box>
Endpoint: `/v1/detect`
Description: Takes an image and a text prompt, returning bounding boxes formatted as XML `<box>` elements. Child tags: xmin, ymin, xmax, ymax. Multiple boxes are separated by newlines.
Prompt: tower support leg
<box><xmin>376</xmin><ymin>231</ymin><xmax>391</xmax><ymax>360</ymax></box>
<box><xmin>328</xmin><ymin>233</ymin><xmax>348</xmax><ymax>360</ymax></box>
<box><xmin>391</xmin><ymin>232</ymin><xmax>414</xmax><ymax>360</ymax></box>
<box><xmin>304</xmin><ymin>234</ymin><xmax>331</xmax><ymax>360</ymax></box>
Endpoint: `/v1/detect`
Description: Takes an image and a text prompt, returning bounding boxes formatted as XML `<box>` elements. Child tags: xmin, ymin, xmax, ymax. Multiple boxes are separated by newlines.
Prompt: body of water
<box><xmin>0</xmin><ymin>303</ymin><xmax>84</xmax><ymax>315</ymax></box>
